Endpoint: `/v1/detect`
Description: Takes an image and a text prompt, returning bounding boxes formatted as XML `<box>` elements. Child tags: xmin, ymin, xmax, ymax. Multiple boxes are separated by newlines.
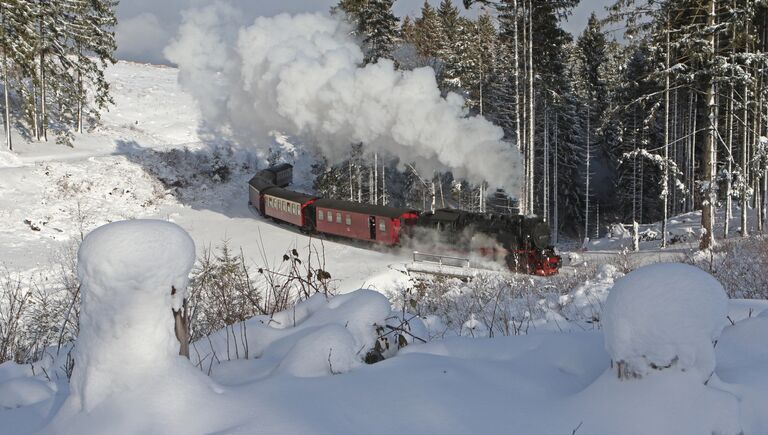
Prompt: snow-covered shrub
<box><xmin>187</xmin><ymin>240</ymin><xmax>264</xmax><ymax>342</ymax></box>
<box><xmin>690</xmin><ymin>236</ymin><xmax>768</xmax><ymax>299</ymax></box>
<box><xmin>0</xmin><ymin>269</ymin><xmax>33</xmax><ymax>364</ymax></box>
<box><xmin>603</xmin><ymin>263</ymin><xmax>728</xmax><ymax>382</ymax></box>
<box><xmin>70</xmin><ymin>219</ymin><xmax>197</xmax><ymax>410</ymax></box>
<box><xmin>560</xmin><ymin>264</ymin><xmax>624</xmax><ymax>326</ymax></box>
<box><xmin>393</xmin><ymin>273</ymin><xmax>566</xmax><ymax>338</ymax></box>
<box><xmin>187</xmin><ymin>241</ymin><xmax>336</xmax><ymax>362</ymax></box>
<box><xmin>0</xmin><ymin>246</ymin><xmax>80</xmax><ymax>368</ymax></box>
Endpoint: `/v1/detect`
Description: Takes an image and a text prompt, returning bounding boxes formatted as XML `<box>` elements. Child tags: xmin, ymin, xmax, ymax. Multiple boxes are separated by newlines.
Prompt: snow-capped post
<box><xmin>632</xmin><ymin>221</ymin><xmax>639</xmax><ymax>252</ymax></box>
<box><xmin>70</xmin><ymin>219</ymin><xmax>196</xmax><ymax>411</ymax></box>
<box><xmin>603</xmin><ymin>263</ymin><xmax>728</xmax><ymax>382</ymax></box>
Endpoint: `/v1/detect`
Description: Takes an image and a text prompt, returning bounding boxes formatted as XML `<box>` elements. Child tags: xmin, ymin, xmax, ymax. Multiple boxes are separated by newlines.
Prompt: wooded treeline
<box><xmin>0</xmin><ymin>0</ymin><xmax>117</xmax><ymax>149</ymax></box>
<box><xmin>324</xmin><ymin>0</ymin><xmax>768</xmax><ymax>247</ymax></box>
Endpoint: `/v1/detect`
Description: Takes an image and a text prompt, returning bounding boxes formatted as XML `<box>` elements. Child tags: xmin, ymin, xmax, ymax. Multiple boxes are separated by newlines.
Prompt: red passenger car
<box><xmin>248</xmin><ymin>175</ymin><xmax>277</xmax><ymax>215</ymax></box>
<box><xmin>263</xmin><ymin>188</ymin><xmax>318</xmax><ymax>229</ymax></box>
<box><xmin>313</xmin><ymin>199</ymin><xmax>419</xmax><ymax>246</ymax></box>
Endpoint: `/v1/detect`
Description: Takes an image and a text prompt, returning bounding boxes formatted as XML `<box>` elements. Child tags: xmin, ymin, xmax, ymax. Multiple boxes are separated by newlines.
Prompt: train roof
<box><xmin>264</xmin><ymin>187</ymin><xmax>318</xmax><ymax>204</ymax></box>
<box><xmin>248</xmin><ymin>174</ymin><xmax>276</xmax><ymax>191</ymax></box>
<box><xmin>267</xmin><ymin>163</ymin><xmax>293</xmax><ymax>173</ymax></box>
<box><xmin>314</xmin><ymin>198</ymin><xmax>418</xmax><ymax>219</ymax></box>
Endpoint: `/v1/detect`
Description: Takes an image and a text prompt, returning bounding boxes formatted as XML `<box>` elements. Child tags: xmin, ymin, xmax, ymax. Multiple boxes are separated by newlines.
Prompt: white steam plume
<box><xmin>165</xmin><ymin>4</ymin><xmax>523</xmax><ymax>191</ymax></box>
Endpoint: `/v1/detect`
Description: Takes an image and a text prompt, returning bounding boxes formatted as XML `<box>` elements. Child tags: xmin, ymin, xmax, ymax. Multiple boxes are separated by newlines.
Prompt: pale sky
<box><xmin>115</xmin><ymin>0</ymin><xmax>614</xmax><ymax>65</ymax></box>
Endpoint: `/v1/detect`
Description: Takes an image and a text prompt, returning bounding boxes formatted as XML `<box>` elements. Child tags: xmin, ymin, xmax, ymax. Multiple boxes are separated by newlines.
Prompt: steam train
<box><xmin>248</xmin><ymin>165</ymin><xmax>561</xmax><ymax>276</ymax></box>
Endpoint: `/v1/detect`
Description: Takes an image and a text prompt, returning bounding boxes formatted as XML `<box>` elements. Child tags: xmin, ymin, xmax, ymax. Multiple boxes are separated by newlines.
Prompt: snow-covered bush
<box><xmin>602</xmin><ymin>263</ymin><xmax>728</xmax><ymax>382</ymax></box>
<box><xmin>560</xmin><ymin>264</ymin><xmax>623</xmax><ymax>326</ymax></box>
<box><xmin>187</xmin><ymin>241</ymin><xmax>336</xmax><ymax>358</ymax></box>
<box><xmin>70</xmin><ymin>219</ymin><xmax>197</xmax><ymax>410</ymax></box>
<box><xmin>0</xmin><ymin>244</ymin><xmax>80</xmax><ymax>368</ymax></box>
<box><xmin>393</xmin><ymin>272</ymin><xmax>570</xmax><ymax>338</ymax></box>
<box><xmin>690</xmin><ymin>236</ymin><xmax>768</xmax><ymax>299</ymax></box>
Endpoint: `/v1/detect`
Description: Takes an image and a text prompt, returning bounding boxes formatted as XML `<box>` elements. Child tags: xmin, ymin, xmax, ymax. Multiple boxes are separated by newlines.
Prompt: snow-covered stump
<box><xmin>70</xmin><ymin>219</ymin><xmax>196</xmax><ymax>411</ymax></box>
<box><xmin>603</xmin><ymin>263</ymin><xmax>728</xmax><ymax>382</ymax></box>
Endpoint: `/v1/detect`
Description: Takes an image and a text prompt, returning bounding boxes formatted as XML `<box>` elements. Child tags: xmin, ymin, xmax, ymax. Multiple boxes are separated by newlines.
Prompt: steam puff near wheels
<box><xmin>164</xmin><ymin>7</ymin><xmax>523</xmax><ymax>193</ymax></box>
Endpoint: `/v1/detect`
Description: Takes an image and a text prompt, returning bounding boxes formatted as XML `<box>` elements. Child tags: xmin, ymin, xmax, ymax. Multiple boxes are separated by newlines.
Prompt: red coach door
<box><xmin>369</xmin><ymin>216</ymin><xmax>376</xmax><ymax>240</ymax></box>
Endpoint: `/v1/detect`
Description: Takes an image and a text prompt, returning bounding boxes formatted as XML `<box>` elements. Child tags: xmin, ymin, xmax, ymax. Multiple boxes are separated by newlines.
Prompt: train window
<box><xmin>379</xmin><ymin>221</ymin><xmax>386</xmax><ymax>232</ymax></box>
<box><xmin>345</xmin><ymin>215</ymin><xmax>351</xmax><ymax>226</ymax></box>
<box><xmin>293</xmin><ymin>204</ymin><xmax>298</xmax><ymax>215</ymax></box>
<box><xmin>336</xmin><ymin>212</ymin><xmax>342</xmax><ymax>224</ymax></box>
<box><xmin>327</xmin><ymin>210</ymin><xmax>332</xmax><ymax>221</ymax></box>
<box><xmin>318</xmin><ymin>209</ymin><xmax>324</xmax><ymax>220</ymax></box>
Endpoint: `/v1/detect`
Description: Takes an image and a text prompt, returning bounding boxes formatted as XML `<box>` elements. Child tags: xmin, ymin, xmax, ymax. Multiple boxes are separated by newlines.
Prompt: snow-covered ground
<box><xmin>0</xmin><ymin>61</ymin><xmax>766</xmax><ymax>434</ymax></box>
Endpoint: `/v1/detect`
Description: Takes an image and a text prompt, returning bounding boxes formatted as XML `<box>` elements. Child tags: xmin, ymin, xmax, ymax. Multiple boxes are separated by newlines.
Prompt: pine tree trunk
<box><xmin>520</xmin><ymin>0</ymin><xmax>528</xmax><ymax>214</ymax></box>
<box><xmin>3</xmin><ymin>48</ymin><xmax>11</xmax><ymax>152</ymax></box>
<box><xmin>632</xmin><ymin>111</ymin><xmax>638</xmax><ymax>223</ymax></box>
<box><xmin>661</xmin><ymin>24</ymin><xmax>670</xmax><ymax>248</ymax></box>
<box><xmin>369</xmin><ymin>163</ymin><xmax>374</xmax><ymax>204</ymax></box>
<box><xmin>382</xmin><ymin>164</ymin><xmax>387</xmax><ymax>206</ymax></box>
<box><xmin>513</xmin><ymin>0</ymin><xmax>521</xmax><ymax>157</ymax></box>
<box><xmin>543</xmin><ymin>104</ymin><xmax>549</xmax><ymax>222</ymax></box>
<box><xmin>40</xmin><ymin>19</ymin><xmax>47</xmax><ymax>142</ymax></box>
<box><xmin>690</xmin><ymin>94</ymin><xmax>698</xmax><ymax>213</ymax></box>
<box><xmin>349</xmin><ymin>159</ymin><xmax>354</xmax><ymax>201</ymax></box>
<box><xmin>553</xmin><ymin>113</ymin><xmax>559</xmax><ymax>244</ymax></box>
<box><xmin>585</xmin><ymin>104</ymin><xmax>591</xmax><ymax>242</ymax></box>
<box><xmin>741</xmin><ymin>77</ymin><xmax>749</xmax><ymax>237</ymax></box>
<box><xmin>700</xmin><ymin>0</ymin><xmax>717</xmax><ymax>251</ymax></box>
<box><xmin>725</xmin><ymin>84</ymin><xmax>734</xmax><ymax>238</ymax></box>
<box><xmin>32</xmin><ymin>84</ymin><xmax>39</xmax><ymax>141</ymax></box>
<box><xmin>528</xmin><ymin>0</ymin><xmax>536</xmax><ymax>214</ymax></box>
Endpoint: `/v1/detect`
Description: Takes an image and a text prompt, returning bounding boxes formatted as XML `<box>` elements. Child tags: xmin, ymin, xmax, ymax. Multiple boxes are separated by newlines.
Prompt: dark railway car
<box><xmin>258</xmin><ymin>163</ymin><xmax>293</xmax><ymax>188</ymax></box>
<box><xmin>264</xmin><ymin>188</ymin><xmax>318</xmax><ymax>229</ymax></box>
<box><xmin>314</xmin><ymin>198</ymin><xmax>419</xmax><ymax>246</ymax></box>
<box><xmin>248</xmin><ymin>175</ymin><xmax>277</xmax><ymax>215</ymax></box>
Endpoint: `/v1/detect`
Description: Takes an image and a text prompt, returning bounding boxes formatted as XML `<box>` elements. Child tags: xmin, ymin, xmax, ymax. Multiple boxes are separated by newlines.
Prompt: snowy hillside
<box><xmin>0</xmin><ymin>61</ymin><xmax>767</xmax><ymax>435</ymax></box>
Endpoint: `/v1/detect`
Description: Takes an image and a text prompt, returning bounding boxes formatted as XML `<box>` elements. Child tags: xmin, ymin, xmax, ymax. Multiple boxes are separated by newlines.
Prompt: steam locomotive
<box><xmin>248</xmin><ymin>165</ymin><xmax>561</xmax><ymax>276</ymax></box>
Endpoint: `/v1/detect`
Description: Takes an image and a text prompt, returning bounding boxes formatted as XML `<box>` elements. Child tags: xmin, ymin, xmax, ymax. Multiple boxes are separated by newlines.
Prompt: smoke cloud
<box><xmin>165</xmin><ymin>3</ymin><xmax>523</xmax><ymax>191</ymax></box>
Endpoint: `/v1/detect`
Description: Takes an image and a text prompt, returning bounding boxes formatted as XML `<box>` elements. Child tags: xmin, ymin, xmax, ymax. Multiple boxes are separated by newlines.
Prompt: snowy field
<box><xmin>0</xmin><ymin>61</ymin><xmax>767</xmax><ymax>434</ymax></box>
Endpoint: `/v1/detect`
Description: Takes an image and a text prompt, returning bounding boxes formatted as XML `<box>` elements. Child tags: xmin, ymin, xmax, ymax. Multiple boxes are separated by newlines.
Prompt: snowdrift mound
<box><xmin>603</xmin><ymin>263</ymin><xmax>728</xmax><ymax>381</ymax></box>
<box><xmin>198</xmin><ymin>290</ymin><xmax>427</xmax><ymax>378</ymax></box>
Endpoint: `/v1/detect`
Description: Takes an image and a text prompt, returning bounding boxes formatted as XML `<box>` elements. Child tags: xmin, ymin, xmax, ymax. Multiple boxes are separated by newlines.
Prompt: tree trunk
<box><xmin>553</xmin><ymin>113</ymin><xmax>559</xmax><ymax>244</ymax></box>
<box><xmin>585</xmin><ymin>104</ymin><xmax>591</xmax><ymax>243</ymax></box>
<box><xmin>724</xmin><ymin>83</ymin><xmax>734</xmax><ymax>238</ymax></box>
<box><xmin>661</xmin><ymin>24</ymin><xmax>670</xmax><ymax>248</ymax></box>
<box><xmin>527</xmin><ymin>0</ymin><xmax>535</xmax><ymax>215</ymax></box>
<box><xmin>700</xmin><ymin>0</ymin><xmax>717</xmax><ymax>251</ymax></box>
<box><xmin>3</xmin><ymin>48</ymin><xmax>11</xmax><ymax>152</ymax></box>
<box><xmin>171</xmin><ymin>287</ymin><xmax>190</xmax><ymax>358</ymax></box>
<box><xmin>741</xmin><ymin>78</ymin><xmax>749</xmax><ymax>237</ymax></box>
<box><xmin>40</xmin><ymin>18</ymin><xmax>47</xmax><ymax>142</ymax></box>
<box><xmin>543</xmin><ymin>104</ymin><xmax>549</xmax><ymax>222</ymax></box>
